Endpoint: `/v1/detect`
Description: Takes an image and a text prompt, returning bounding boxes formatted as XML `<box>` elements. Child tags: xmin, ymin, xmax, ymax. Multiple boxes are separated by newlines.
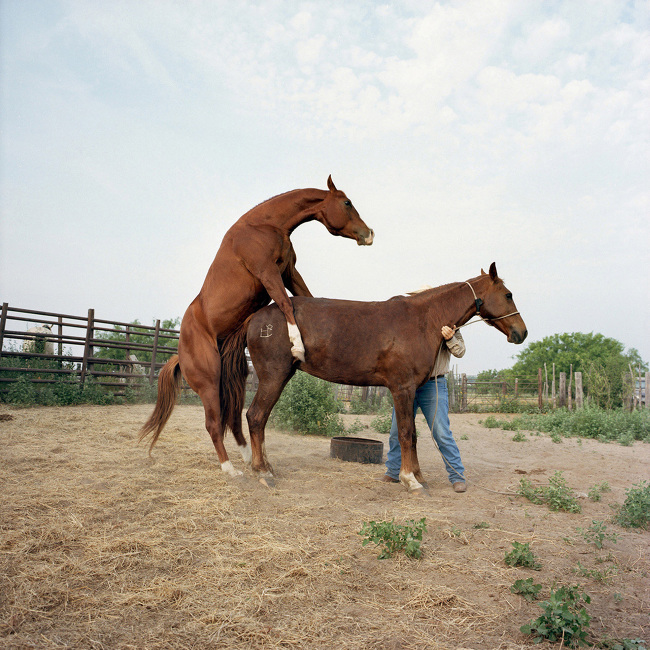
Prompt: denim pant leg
<box><xmin>385</xmin><ymin>406</ymin><xmax>405</xmax><ymax>480</ymax></box>
<box><xmin>416</xmin><ymin>378</ymin><xmax>465</xmax><ymax>484</ymax></box>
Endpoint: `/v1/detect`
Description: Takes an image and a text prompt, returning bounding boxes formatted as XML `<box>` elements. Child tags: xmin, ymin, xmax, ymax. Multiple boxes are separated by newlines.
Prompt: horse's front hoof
<box><xmin>409</xmin><ymin>487</ymin><xmax>429</xmax><ymax>498</ymax></box>
<box><xmin>220</xmin><ymin>460</ymin><xmax>243</xmax><ymax>478</ymax></box>
<box><xmin>258</xmin><ymin>475</ymin><xmax>276</xmax><ymax>489</ymax></box>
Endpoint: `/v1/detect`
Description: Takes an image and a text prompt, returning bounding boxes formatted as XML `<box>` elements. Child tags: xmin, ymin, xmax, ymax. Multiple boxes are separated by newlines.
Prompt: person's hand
<box><xmin>441</xmin><ymin>325</ymin><xmax>455</xmax><ymax>340</ymax></box>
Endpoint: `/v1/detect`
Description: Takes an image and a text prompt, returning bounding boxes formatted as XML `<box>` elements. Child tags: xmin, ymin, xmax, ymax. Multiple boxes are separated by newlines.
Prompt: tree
<box><xmin>510</xmin><ymin>332</ymin><xmax>647</xmax><ymax>408</ymax></box>
<box><xmin>94</xmin><ymin>318</ymin><xmax>180</xmax><ymax>365</ymax></box>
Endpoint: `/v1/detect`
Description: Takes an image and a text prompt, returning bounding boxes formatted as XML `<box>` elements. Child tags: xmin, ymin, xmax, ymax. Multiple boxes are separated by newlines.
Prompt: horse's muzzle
<box><xmin>508</xmin><ymin>328</ymin><xmax>528</xmax><ymax>344</ymax></box>
<box><xmin>357</xmin><ymin>229</ymin><xmax>374</xmax><ymax>246</ymax></box>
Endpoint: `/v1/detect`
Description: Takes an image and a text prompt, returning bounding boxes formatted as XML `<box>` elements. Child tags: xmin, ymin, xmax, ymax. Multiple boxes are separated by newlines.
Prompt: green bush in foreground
<box><xmin>521</xmin><ymin>585</ymin><xmax>591</xmax><ymax>647</ymax></box>
<box><xmin>270</xmin><ymin>372</ymin><xmax>344</xmax><ymax>437</ymax></box>
<box><xmin>359</xmin><ymin>518</ymin><xmax>427</xmax><ymax>559</ymax></box>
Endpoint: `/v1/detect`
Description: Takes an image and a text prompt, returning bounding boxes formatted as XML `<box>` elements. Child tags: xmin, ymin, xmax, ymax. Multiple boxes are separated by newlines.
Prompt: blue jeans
<box><xmin>385</xmin><ymin>377</ymin><xmax>465</xmax><ymax>484</ymax></box>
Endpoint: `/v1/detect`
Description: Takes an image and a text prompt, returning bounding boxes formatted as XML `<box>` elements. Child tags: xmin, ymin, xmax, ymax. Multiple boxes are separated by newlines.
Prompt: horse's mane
<box><xmin>403</xmin><ymin>281</ymin><xmax>460</xmax><ymax>298</ymax></box>
<box><xmin>250</xmin><ymin>187</ymin><xmax>326</xmax><ymax>211</ymax></box>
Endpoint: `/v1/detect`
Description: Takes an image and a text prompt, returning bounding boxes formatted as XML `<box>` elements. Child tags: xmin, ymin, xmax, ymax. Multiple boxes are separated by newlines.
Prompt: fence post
<box><xmin>57</xmin><ymin>315</ymin><xmax>63</xmax><ymax>361</ymax></box>
<box><xmin>461</xmin><ymin>373</ymin><xmax>467</xmax><ymax>412</ymax></box>
<box><xmin>538</xmin><ymin>368</ymin><xmax>543</xmax><ymax>410</ymax></box>
<box><xmin>645</xmin><ymin>372</ymin><xmax>649</xmax><ymax>409</ymax></box>
<box><xmin>514</xmin><ymin>377</ymin><xmax>519</xmax><ymax>398</ymax></box>
<box><xmin>558</xmin><ymin>372</ymin><xmax>566</xmax><ymax>408</ymax></box>
<box><xmin>552</xmin><ymin>363</ymin><xmax>556</xmax><ymax>409</ymax></box>
<box><xmin>575</xmin><ymin>371</ymin><xmax>583</xmax><ymax>409</ymax></box>
<box><xmin>0</xmin><ymin>302</ymin><xmax>8</xmax><ymax>360</ymax></box>
<box><xmin>149</xmin><ymin>319</ymin><xmax>161</xmax><ymax>385</ymax></box>
<box><xmin>568</xmin><ymin>364</ymin><xmax>573</xmax><ymax>411</ymax></box>
<box><xmin>80</xmin><ymin>308</ymin><xmax>95</xmax><ymax>388</ymax></box>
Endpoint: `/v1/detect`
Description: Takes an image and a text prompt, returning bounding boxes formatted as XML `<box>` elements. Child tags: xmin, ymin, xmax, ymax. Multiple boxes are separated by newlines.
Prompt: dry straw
<box><xmin>1</xmin><ymin>404</ymin><xmax>647</xmax><ymax>648</ymax></box>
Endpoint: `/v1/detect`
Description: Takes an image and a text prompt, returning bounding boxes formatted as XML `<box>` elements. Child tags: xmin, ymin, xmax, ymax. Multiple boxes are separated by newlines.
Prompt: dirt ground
<box><xmin>0</xmin><ymin>404</ymin><xmax>648</xmax><ymax>649</ymax></box>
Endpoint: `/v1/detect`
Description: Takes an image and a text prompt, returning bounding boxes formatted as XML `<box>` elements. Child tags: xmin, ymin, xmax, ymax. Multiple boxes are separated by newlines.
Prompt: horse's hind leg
<box><xmin>246</xmin><ymin>371</ymin><xmax>294</xmax><ymax>487</ymax></box>
<box><xmin>231</xmin><ymin>415</ymin><xmax>252</xmax><ymax>465</ymax></box>
<box><xmin>179</xmin><ymin>327</ymin><xmax>243</xmax><ymax>478</ymax></box>
<box><xmin>194</xmin><ymin>386</ymin><xmax>241</xmax><ymax>478</ymax></box>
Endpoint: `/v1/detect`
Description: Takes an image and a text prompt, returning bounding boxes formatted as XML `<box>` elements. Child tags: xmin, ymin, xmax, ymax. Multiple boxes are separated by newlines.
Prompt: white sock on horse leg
<box><xmin>399</xmin><ymin>471</ymin><xmax>423</xmax><ymax>492</ymax></box>
<box><xmin>220</xmin><ymin>460</ymin><xmax>242</xmax><ymax>477</ymax></box>
<box><xmin>239</xmin><ymin>444</ymin><xmax>252</xmax><ymax>464</ymax></box>
<box><xmin>287</xmin><ymin>322</ymin><xmax>305</xmax><ymax>360</ymax></box>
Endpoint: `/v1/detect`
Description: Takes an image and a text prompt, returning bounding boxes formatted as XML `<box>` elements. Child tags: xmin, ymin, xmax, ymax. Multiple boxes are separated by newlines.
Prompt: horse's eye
<box><xmin>344</xmin><ymin>200</ymin><xmax>351</xmax><ymax>207</ymax></box>
<box><xmin>506</xmin><ymin>293</ymin><xmax>512</xmax><ymax>300</ymax></box>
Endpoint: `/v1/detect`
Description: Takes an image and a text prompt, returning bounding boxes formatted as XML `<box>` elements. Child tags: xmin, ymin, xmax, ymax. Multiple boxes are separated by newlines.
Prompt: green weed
<box><xmin>577</xmin><ymin>520</ymin><xmax>618</xmax><ymax>549</ymax></box>
<box><xmin>510</xmin><ymin>577</ymin><xmax>542</xmax><ymax>601</ymax></box>
<box><xmin>504</xmin><ymin>541</ymin><xmax>542</xmax><ymax>570</ymax></box>
<box><xmin>589</xmin><ymin>481</ymin><xmax>611</xmax><ymax>502</ymax></box>
<box><xmin>359</xmin><ymin>518</ymin><xmax>427</xmax><ymax>560</ymax></box>
<box><xmin>518</xmin><ymin>471</ymin><xmax>582</xmax><ymax>513</ymax></box>
<box><xmin>612</xmin><ymin>481</ymin><xmax>650</xmax><ymax>529</ymax></box>
<box><xmin>521</xmin><ymin>584</ymin><xmax>592</xmax><ymax>647</ymax></box>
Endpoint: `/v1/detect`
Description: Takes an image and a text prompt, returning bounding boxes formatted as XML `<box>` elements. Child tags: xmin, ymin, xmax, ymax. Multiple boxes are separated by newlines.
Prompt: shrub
<box><xmin>359</xmin><ymin>518</ymin><xmax>427</xmax><ymax>559</ymax></box>
<box><xmin>510</xmin><ymin>577</ymin><xmax>542</xmax><ymax>601</ymax></box>
<box><xmin>588</xmin><ymin>481</ymin><xmax>611</xmax><ymax>502</ymax></box>
<box><xmin>511</xmin><ymin>407</ymin><xmax>650</xmax><ymax>444</ymax></box>
<box><xmin>371</xmin><ymin>401</ymin><xmax>394</xmax><ymax>435</ymax></box>
<box><xmin>521</xmin><ymin>585</ymin><xmax>591</xmax><ymax>647</ymax></box>
<box><xmin>504</xmin><ymin>541</ymin><xmax>542</xmax><ymax>570</ymax></box>
<box><xmin>577</xmin><ymin>521</ymin><xmax>618</xmax><ymax>549</ymax></box>
<box><xmin>612</xmin><ymin>481</ymin><xmax>650</xmax><ymax>530</ymax></box>
<box><xmin>271</xmin><ymin>372</ymin><xmax>344</xmax><ymax>437</ymax></box>
<box><xmin>5</xmin><ymin>376</ymin><xmax>37</xmax><ymax>405</ymax></box>
<box><xmin>518</xmin><ymin>471</ymin><xmax>581</xmax><ymax>513</ymax></box>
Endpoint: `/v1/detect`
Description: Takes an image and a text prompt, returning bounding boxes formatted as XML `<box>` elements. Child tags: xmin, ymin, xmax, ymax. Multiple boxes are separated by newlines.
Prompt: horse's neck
<box><xmin>422</xmin><ymin>278</ymin><xmax>488</xmax><ymax>328</ymax></box>
<box><xmin>251</xmin><ymin>189</ymin><xmax>328</xmax><ymax>233</ymax></box>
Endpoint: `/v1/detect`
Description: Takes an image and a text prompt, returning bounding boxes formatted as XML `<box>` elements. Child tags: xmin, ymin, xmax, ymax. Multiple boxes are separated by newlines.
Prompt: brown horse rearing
<box><xmin>139</xmin><ymin>176</ymin><xmax>374</xmax><ymax>476</ymax></box>
<box><xmin>231</xmin><ymin>263</ymin><xmax>527</xmax><ymax>492</ymax></box>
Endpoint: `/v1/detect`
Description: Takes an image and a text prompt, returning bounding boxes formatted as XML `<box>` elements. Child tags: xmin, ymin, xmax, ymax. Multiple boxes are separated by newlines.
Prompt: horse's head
<box><xmin>478</xmin><ymin>263</ymin><xmax>528</xmax><ymax>344</ymax></box>
<box><xmin>317</xmin><ymin>176</ymin><xmax>374</xmax><ymax>246</ymax></box>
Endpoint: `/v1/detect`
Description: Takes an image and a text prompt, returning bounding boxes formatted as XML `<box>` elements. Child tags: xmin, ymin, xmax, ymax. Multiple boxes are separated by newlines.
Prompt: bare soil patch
<box><xmin>1</xmin><ymin>404</ymin><xmax>648</xmax><ymax>649</ymax></box>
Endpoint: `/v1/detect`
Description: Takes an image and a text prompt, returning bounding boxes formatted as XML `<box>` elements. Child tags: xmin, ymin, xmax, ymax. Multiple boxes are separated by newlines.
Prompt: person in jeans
<box><xmin>381</xmin><ymin>325</ymin><xmax>467</xmax><ymax>492</ymax></box>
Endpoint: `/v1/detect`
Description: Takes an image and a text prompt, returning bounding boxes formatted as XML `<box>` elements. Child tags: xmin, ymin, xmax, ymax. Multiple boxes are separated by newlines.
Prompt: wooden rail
<box><xmin>0</xmin><ymin>303</ymin><xmax>179</xmax><ymax>393</ymax></box>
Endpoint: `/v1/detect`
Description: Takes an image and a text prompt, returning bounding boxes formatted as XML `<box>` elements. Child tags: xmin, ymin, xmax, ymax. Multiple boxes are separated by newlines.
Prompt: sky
<box><xmin>1</xmin><ymin>0</ymin><xmax>648</xmax><ymax>375</ymax></box>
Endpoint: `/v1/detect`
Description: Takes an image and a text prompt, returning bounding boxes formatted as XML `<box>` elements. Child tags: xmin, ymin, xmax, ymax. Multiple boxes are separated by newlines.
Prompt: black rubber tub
<box><xmin>329</xmin><ymin>437</ymin><xmax>384</xmax><ymax>464</ymax></box>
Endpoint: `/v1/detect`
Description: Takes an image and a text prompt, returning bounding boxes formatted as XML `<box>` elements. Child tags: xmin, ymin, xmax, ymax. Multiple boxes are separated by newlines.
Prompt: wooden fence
<box><xmin>2</xmin><ymin>303</ymin><xmax>648</xmax><ymax>411</ymax></box>
<box><xmin>0</xmin><ymin>303</ymin><xmax>180</xmax><ymax>395</ymax></box>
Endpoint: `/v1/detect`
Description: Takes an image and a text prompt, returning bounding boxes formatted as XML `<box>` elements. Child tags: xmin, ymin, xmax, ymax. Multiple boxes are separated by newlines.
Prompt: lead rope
<box><xmin>427</xmin><ymin>281</ymin><xmax>520</xmax><ymax>496</ymax></box>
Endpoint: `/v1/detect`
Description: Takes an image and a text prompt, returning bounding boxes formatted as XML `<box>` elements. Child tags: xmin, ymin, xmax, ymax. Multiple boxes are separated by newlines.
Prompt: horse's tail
<box><xmin>219</xmin><ymin>318</ymin><xmax>251</xmax><ymax>435</ymax></box>
<box><xmin>138</xmin><ymin>354</ymin><xmax>182</xmax><ymax>453</ymax></box>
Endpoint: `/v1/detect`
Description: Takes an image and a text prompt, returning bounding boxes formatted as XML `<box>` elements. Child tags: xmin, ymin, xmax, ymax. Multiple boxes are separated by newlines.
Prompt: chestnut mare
<box><xmin>139</xmin><ymin>176</ymin><xmax>374</xmax><ymax>476</ymax></box>
<box><xmin>227</xmin><ymin>263</ymin><xmax>527</xmax><ymax>492</ymax></box>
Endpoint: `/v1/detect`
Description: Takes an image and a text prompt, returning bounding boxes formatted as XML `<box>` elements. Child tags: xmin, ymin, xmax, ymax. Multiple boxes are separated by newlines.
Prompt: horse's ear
<box><xmin>480</xmin><ymin>268</ymin><xmax>486</xmax><ymax>275</ymax></box>
<box><xmin>327</xmin><ymin>175</ymin><xmax>337</xmax><ymax>192</ymax></box>
<box><xmin>489</xmin><ymin>262</ymin><xmax>498</xmax><ymax>280</ymax></box>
